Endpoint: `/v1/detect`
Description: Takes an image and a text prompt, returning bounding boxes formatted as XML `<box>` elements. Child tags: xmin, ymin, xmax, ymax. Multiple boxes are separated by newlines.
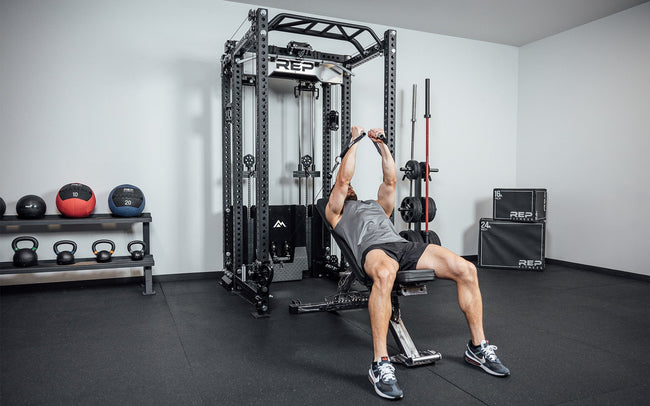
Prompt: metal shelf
<box><xmin>0</xmin><ymin>213</ymin><xmax>152</xmax><ymax>227</ymax></box>
<box><xmin>0</xmin><ymin>255</ymin><xmax>154</xmax><ymax>274</ymax></box>
<box><xmin>0</xmin><ymin>213</ymin><xmax>155</xmax><ymax>295</ymax></box>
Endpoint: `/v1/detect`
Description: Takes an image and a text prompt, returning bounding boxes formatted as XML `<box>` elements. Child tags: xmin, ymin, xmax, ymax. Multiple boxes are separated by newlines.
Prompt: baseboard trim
<box><xmin>462</xmin><ymin>254</ymin><xmax>648</xmax><ymax>282</ymax></box>
<box><xmin>153</xmin><ymin>271</ymin><xmax>222</xmax><ymax>283</ymax></box>
<box><xmin>545</xmin><ymin>258</ymin><xmax>649</xmax><ymax>282</ymax></box>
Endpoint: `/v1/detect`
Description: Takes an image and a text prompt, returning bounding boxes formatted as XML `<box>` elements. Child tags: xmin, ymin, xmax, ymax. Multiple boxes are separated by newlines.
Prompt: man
<box><xmin>325</xmin><ymin>126</ymin><xmax>510</xmax><ymax>400</ymax></box>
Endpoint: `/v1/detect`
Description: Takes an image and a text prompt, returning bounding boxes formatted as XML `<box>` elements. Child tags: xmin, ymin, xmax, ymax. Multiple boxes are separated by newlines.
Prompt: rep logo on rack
<box><xmin>275</xmin><ymin>58</ymin><xmax>316</xmax><ymax>73</ymax></box>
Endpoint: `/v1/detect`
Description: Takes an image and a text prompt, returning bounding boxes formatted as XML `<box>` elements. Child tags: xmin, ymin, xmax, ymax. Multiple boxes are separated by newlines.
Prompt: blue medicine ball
<box><xmin>108</xmin><ymin>184</ymin><xmax>145</xmax><ymax>217</ymax></box>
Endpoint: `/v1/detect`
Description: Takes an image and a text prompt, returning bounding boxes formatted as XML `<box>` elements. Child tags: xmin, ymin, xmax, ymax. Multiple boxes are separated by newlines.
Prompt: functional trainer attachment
<box><xmin>221</xmin><ymin>8</ymin><xmax>398</xmax><ymax>316</ymax></box>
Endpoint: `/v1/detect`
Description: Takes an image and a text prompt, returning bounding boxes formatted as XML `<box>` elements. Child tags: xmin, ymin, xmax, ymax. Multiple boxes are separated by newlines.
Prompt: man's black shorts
<box><xmin>361</xmin><ymin>241</ymin><xmax>430</xmax><ymax>272</ymax></box>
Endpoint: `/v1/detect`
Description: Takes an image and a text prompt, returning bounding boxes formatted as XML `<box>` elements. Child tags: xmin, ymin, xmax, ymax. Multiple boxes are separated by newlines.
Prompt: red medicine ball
<box><xmin>56</xmin><ymin>183</ymin><xmax>96</xmax><ymax>217</ymax></box>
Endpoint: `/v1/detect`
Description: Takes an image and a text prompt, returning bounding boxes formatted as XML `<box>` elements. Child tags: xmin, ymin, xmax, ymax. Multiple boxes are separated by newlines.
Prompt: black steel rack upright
<box><xmin>220</xmin><ymin>8</ymin><xmax>397</xmax><ymax>316</ymax></box>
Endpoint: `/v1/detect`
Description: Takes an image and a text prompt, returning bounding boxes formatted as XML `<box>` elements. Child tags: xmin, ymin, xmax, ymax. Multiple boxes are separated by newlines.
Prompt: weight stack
<box><xmin>478</xmin><ymin>218</ymin><xmax>545</xmax><ymax>270</ymax></box>
<box><xmin>493</xmin><ymin>188</ymin><xmax>547</xmax><ymax>222</ymax></box>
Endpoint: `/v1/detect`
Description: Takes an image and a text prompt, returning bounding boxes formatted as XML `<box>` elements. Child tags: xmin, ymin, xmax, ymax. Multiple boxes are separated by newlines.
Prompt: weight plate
<box><xmin>421</xmin><ymin>230</ymin><xmax>441</xmax><ymax>246</ymax></box>
<box><xmin>399</xmin><ymin>229</ymin><xmax>424</xmax><ymax>243</ymax></box>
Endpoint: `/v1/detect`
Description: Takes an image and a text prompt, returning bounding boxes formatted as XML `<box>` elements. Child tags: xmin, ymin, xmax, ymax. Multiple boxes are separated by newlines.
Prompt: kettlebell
<box><xmin>92</xmin><ymin>239</ymin><xmax>115</xmax><ymax>263</ymax></box>
<box><xmin>54</xmin><ymin>240</ymin><xmax>77</xmax><ymax>265</ymax></box>
<box><xmin>127</xmin><ymin>240</ymin><xmax>146</xmax><ymax>261</ymax></box>
<box><xmin>12</xmin><ymin>236</ymin><xmax>39</xmax><ymax>267</ymax></box>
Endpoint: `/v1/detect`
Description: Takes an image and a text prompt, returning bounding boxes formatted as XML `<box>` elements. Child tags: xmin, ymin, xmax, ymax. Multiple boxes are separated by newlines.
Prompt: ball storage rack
<box><xmin>0</xmin><ymin>213</ymin><xmax>155</xmax><ymax>295</ymax></box>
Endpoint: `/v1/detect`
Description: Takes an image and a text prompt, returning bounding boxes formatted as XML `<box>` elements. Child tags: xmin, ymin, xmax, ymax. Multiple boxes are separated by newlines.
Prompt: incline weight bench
<box><xmin>289</xmin><ymin>198</ymin><xmax>442</xmax><ymax>366</ymax></box>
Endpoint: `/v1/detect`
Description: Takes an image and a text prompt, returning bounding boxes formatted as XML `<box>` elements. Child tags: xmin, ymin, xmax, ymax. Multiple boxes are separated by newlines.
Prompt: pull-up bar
<box><xmin>268</xmin><ymin>13</ymin><xmax>383</xmax><ymax>55</ymax></box>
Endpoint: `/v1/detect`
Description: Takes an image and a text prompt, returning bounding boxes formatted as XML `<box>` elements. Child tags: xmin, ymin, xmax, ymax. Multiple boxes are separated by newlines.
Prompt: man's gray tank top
<box><xmin>333</xmin><ymin>200</ymin><xmax>404</xmax><ymax>270</ymax></box>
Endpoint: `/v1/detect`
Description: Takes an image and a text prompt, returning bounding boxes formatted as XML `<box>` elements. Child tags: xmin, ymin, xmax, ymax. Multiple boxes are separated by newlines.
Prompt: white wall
<box><xmin>0</xmin><ymin>0</ymin><xmax>518</xmax><ymax>284</ymax></box>
<box><xmin>518</xmin><ymin>2</ymin><xmax>650</xmax><ymax>275</ymax></box>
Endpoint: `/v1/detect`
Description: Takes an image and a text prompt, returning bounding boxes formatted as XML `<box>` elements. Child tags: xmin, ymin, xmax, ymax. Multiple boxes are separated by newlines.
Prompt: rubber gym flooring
<box><xmin>1</xmin><ymin>262</ymin><xmax>649</xmax><ymax>405</ymax></box>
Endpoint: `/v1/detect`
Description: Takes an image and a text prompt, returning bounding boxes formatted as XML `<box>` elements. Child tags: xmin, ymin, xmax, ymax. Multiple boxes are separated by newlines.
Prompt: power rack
<box><xmin>220</xmin><ymin>8</ymin><xmax>397</xmax><ymax>316</ymax></box>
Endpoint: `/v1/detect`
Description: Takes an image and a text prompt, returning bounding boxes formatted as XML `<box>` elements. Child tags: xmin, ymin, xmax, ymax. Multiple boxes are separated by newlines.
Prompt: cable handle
<box><xmin>338</xmin><ymin>131</ymin><xmax>366</xmax><ymax>159</ymax></box>
<box><xmin>329</xmin><ymin>131</ymin><xmax>366</xmax><ymax>176</ymax></box>
<box><xmin>371</xmin><ymin>133</ymin><xmax>387</xmax><ymax>155</ymax></box>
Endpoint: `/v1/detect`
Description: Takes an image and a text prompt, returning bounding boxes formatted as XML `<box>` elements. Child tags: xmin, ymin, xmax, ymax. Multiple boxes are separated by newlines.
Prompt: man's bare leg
<box><xmin>416</xmin><ymin>243</ymin><xmax>510</xmax><ymax>376</ymax></box>
<box><xmin>416</xmin><ymin>244</ymin><xmax>485</xmax><ymax>345</ymax></box>
<box><xmin>364</xmin><ymin>249</ymin><xmax>400</xmax><ymax>360</ymax></box>
<box><xmin>364</xmin><ymin>249</ymin><xmax>404</xmax><ymax>399</ymax></box>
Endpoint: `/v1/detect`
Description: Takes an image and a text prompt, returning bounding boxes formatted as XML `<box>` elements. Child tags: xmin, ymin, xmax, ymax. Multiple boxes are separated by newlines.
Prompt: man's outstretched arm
<box><xmin>369</xmin><ymin>128</ymin><xmax>397</xmax><ymax>216</ymax></box>
<box><xmin>326</xmin><ymin>126</ymin><xmax>364</xmax><ymax>228</ymax></box>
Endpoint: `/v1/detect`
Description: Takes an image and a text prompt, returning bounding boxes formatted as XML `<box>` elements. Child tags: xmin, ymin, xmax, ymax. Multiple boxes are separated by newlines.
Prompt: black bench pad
<box><xmin>396</xmin><ymin>269</ymin><xmax>435</xmax><ymax>284</ymax></box>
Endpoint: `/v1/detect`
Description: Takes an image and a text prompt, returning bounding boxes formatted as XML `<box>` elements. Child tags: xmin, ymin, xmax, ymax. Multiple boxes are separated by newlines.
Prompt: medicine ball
<box><xmin>16</xmin><ymin>195</ymin><xmax>47</xmax><ymax>219</ymax></box>
<box><xmin>0</xmin><ymin>197</ymin><xmax>5</xmax><ymax>217</ymax></box>
<box><xmin>108</xmin><ymin>184</ymin><xmax>145</xmax><ymax>217</ymax></box>
<box><xmin>56</xmin><ymin>183</ymin><xmax>96</xmax><ymax>218</ymax></box>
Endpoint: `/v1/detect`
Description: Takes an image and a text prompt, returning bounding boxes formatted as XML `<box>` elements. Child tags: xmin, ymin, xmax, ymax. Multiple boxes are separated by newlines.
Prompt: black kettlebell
<box><xmin>127</xmin><ymin>240</ymin><xmax>146</xmax><ymax>261</ymax></box>
<box><xmin>12</xmin><ymin>236</ymin><xmax>39</xmax><ymax>267</ymax></box>
<box><xmin>92</xmin><ymin>239</ymin><xmax>115</xmax><ymax>263</ymax></box>
<box><xmin>54</xmin><ymin>240</ymin><xmax>77</xmax><ymax>265</ymax></box>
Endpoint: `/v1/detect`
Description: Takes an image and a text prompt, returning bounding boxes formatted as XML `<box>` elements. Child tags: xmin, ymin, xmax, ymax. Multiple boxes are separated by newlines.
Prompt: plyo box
<box><xmin>478</xmin><ymin>218</ymin><xmax>545</xmax><ymax>270</ymax></box>
<box><xmin>493</xmin><ymin>188</ymin><xmax>547</xmax><ymax>222</ymax></box>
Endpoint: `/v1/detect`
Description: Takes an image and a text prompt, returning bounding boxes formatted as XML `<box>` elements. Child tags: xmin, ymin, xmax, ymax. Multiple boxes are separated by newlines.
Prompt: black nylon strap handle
<box><xmin>327</xmin><ymin>131</ymin><xmax>385</xmax><ymax>179</ymax></box>
<box><xmin>339</xmin><ymin>131</ymin><xmax>367</xmax><ymax>159</ymax></box>
<box><xmin>372</xmin><ymin>133</ymin><xmax>387</xmax><ymax>155</ymax></box>
<box><xmin>329</xmin><ymin>131</ymin><xmax>367</xmax><ymax>175</ymax></box>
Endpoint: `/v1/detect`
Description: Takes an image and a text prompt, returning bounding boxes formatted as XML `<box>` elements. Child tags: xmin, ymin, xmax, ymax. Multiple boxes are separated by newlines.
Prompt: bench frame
<box><xmin>289</xmin><ymin>199</ymin><xmax>442</xmax><ymax>366</ymax></box>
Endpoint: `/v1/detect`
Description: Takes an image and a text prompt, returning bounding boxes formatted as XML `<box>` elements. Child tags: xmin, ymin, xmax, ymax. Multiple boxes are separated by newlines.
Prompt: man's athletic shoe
<box><xmin>464</xmin><ymin>340</ymin><xmax>510</xmax><ymax>377</ymax></box>
<box><xmin>368</xmin><ymin>356</ymin><xmax>404</xmax><ymax>399</ymax></box>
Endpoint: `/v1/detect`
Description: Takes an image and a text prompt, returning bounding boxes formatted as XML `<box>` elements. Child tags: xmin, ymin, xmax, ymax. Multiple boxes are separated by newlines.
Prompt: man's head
<box><xmin>345</xmin><ymin>184</ymin><xmax>357</xmax><ymax>201</ymax></box>
<box><xmin>329</xmin><ymin>183</ymin><xmax>357</xmax><ymax>201</ymax></box>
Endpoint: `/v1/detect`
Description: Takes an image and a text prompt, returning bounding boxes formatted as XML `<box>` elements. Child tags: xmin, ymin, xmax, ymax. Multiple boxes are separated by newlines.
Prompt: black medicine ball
<box><xmin>16</xmin><ymin>195</ymin><xmax>47</xmax><ymax>219</ymax></box>
<box><xmin>0</xmin><ymin>197</ymin><xmax>6</xmax><ymax>217</ymax></box>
